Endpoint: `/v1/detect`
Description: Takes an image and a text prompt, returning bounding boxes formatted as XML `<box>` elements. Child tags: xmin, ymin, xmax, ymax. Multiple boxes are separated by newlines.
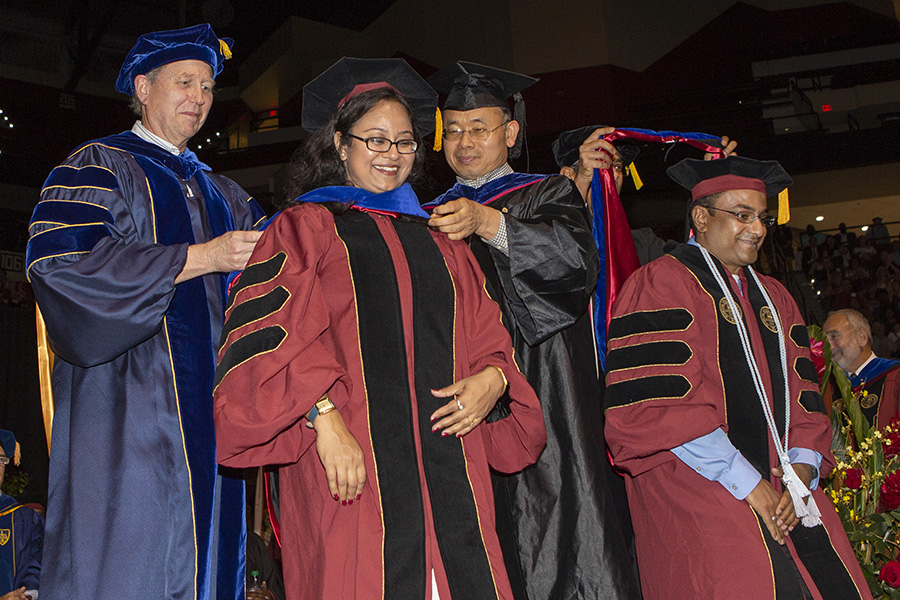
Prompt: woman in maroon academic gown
<box><xmin>212</xmin><ymin>58</ymin><xmax>546</xmax><ymax>600</ymax></box>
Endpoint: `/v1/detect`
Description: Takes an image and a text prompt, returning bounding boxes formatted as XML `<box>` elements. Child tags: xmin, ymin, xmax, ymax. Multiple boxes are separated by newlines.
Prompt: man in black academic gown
<box><xmin>426</xmin><ymin>62</ymin><xmax>640</xmax><ymax>600</ymax></box>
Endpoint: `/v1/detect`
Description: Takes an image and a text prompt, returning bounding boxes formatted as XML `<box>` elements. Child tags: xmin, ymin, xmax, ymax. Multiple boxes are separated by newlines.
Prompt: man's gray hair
<box><xmin>827</xmin><ymin>308</ymin><xmax>872</xmax><ymax>345</ymax></box>
<box><xmin>127</xmin><ymin>65</ymin><xmax>164</xmax><ymax>117</ymax></box>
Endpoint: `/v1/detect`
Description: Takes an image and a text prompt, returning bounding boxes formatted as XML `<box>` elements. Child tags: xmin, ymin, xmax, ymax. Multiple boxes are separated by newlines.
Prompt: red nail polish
<box><xmin>333</xmin><ymin>494</ymin><xmax>339</xmax><ymax>501</ymax></box>
<box><xmin>348</xmin><ymin>499</ymin><xmax>353</xmax><ymax>505</ymax></box>
<box><xmin>441</xmin><ymin>432</ymin><xmax>449</xmax><ymax>437</ymax></box>
<box><xmin>341</xmin><ymin>500</ymin><xmax>347</xmax><ymax>506</ymax></box>
<box><xmin>356</xmin><ymin>494</ymin><xmax>361</xmax><ymax>500</ymax></box>
<box><xmin>430</xmin><ymin>415</ymin><xmax>436</xmax><ymax>422</ymax></box>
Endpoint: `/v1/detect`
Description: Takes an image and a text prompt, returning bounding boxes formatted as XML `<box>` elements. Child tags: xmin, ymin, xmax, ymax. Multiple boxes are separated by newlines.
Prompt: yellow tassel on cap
<box><xmin>777</xmin><ymin>188</ymin><xmax>790</xmax><ymax>225</ymax></box>
<box><xmin>13</xmin><ymin>441</ymin><xmax>20</xmax><ymax>466</ymax></box>
<box><xmin>433</xmin><ymin>108</ymin><xmax>443</xmax><ymax>152</ymax></box>
<box><xmin>629</xmin><ymin>164</ymin><xmax>644</xmax><ymax>191</ymax></box>
<box><xmin>219</xmin><ymin>39</ymin><xmax>233</xmax><ymax>60</ymax></box>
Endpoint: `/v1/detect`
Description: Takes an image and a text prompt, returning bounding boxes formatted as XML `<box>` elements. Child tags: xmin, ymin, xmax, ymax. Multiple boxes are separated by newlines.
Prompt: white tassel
<box><xmin>781</xmin><ymin>461</ymin><xmax>822</xmax><ymax>527</ymax></box>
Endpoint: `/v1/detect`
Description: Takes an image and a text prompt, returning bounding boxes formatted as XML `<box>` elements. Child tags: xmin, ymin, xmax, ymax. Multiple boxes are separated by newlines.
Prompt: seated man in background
<box><xmin>823</xmin><ymin>308</ymin><xmax>900</xmax><ymax>427</ymax></box>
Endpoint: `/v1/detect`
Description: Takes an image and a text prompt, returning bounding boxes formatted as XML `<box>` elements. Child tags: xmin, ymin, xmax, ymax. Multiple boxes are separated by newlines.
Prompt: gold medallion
<box><xmin>832</xmin><ymin>399</ymin><xmax>845</xmax><ymax>414</ymax></box>
<box><xmin>719</xmin><ymin>297</ymin><xmax>741</xmax><ymax>324</ymax></box>
<box><xmin>861</xmin><ymin>392</ymin><xmax>879</xmax><ymax>409</ymax></box>
<box><xmin>760</xmin><ymin>307</ymin><xmax>778</xmax><ymax>333</ymax></box>
<box><xmin>0</xmin><ymin>529</ymin><xmax>9</xmax><ymax>546</ymax></box>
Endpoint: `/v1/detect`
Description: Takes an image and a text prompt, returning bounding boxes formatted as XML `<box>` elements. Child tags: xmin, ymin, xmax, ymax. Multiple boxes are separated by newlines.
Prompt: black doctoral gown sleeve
<box><xmin>490</xmin><ymin>176</ymin><xmax>599</xmax><ymax>346</ymax></box>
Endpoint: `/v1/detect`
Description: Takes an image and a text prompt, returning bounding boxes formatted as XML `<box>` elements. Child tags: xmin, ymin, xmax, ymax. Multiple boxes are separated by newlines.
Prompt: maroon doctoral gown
<box><xmin>604</xmin><ymin>244</ymin><xmax>871</xmax><ymax>600</ymax></box>
<box><xmin>213</xmin><ymin>203</ymin><xmax>546</xmax><ymax>600</ymax></box>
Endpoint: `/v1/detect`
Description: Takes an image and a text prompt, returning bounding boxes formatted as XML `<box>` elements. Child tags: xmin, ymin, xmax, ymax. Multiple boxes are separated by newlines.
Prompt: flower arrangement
<box><xmin>810</xmin><ymin>324</ymin><xmax>900</xmax><ymax>598</ymax></box>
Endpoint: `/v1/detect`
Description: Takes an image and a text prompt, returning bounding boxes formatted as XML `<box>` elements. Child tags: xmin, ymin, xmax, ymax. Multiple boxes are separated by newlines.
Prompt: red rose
<box><xmin>881</xmin><ymin>561</ymin><xmax>900</xmax><ymax>587</ymax></box>
<box><xmin>881</xmin><ymin>471</ymin><xmax>900</xmax><ymax>512</ymax></box>
<box><xmin>809</xmin><ymin>338</ymin><xmax>826</xmax><ymax>379</ymax></box>
<box><xmin>844</xmin><ymin>468</ymin><xmax>862</xmax><ymax>490</ymax></box>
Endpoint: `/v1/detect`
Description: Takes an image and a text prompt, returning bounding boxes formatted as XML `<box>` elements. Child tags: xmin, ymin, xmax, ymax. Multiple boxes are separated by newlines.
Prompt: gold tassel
<box><xmin>36</xmin><ymin>305</ymin><xmax>55</xmax><ymax>454</ymax></box>
<box><xmin>433</xmin><ymin>108</ymin><xmax>442</xmax><ymax>152</ymax></box>
<box><xmin>629</xmin><ymin>163</ymin><xmax>644</xmax><ymax>191</ymax></box>
<box><xmin>219</xmin><ymin>39</ymin><xmax>233</xmax><ymax>60</ymax></box>
<box><xmin>13</xmin><ymin>441</ymin><xmax>20</xmax><ymax>466</ymax></box>
<box><xmin>778</xmin><ymin>188</ymin><xmax>790</xmax><ymax>225</ymax></box>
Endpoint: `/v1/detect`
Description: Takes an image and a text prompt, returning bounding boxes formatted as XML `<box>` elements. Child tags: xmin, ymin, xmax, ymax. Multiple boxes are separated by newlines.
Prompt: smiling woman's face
<box><xmin>335</xmin><ymin>99</ymin><xmax>415</xmax><ymax>194</ymax></box>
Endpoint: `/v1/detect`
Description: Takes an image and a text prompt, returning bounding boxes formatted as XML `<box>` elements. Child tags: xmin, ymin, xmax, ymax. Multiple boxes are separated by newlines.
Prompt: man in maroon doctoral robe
<box><xmin>605</xmin><ymin>156</ymin><xmax>871</xmax><ymax>600</ymax></box>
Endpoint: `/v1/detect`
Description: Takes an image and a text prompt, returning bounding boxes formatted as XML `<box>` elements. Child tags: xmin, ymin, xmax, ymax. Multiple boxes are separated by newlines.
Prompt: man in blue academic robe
<box><xmin>25</xmin><ymin>25</ymin><xmax>264</xmax><ymax>600</ymax></box>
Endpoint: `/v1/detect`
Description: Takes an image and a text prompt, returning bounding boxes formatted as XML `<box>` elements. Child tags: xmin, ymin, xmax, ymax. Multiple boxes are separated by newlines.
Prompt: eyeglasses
<box><xmin>705</xmin><ymin>206</ymin><xmax>776</xmax><ymax>227</ymax></box>
<box><xmin>346</xmin><ymin>133</ymin><xmax>418</xmax><ymax>154</ymax></box>
<box><xmin>0</xmin><ymin>456</ymin><xmax>9</xmax><ymax>466</ymax></box>
<box><xmin>442</xmin><ymin>121</ymin><xmax>509</xmax><ymax>142</ymax></box>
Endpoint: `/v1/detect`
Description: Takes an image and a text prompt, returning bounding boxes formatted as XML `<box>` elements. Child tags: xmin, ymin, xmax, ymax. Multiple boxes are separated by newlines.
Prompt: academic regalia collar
<box><xmin>851</xmin><ymin>355</ymin><xmax>900</xmax><ymax>388</ymax></box>
<box><xmin>455</xmin><ymin>163</ymin><xmax>514</xmax><ymax>188</ymax></box>
<box><xmin>106</xmin><ymin>131</ymin><xmax>211</xmax><ymax>181</ymax></box>
<box><xmin>426</xmin><ymin>171</ymin><xmax>547</xmax><ymax>208</ymax></box>
<box><xmin>295</xmin><ymin>182</ymin><xmax>428</xmax><ymax>218</ymax></box>
<box><xmin>0</xmin><ymin>493</ymin><xmax>17</xmax><ymax>511</ymax></box>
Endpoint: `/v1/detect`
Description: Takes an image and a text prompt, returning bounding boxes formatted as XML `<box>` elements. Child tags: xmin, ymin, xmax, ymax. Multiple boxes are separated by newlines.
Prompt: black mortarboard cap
<box><xmin>428</xmin><ymin>61</ymin><xmax>538</xmax><ymax>112</ymax></box>
<box><xmin>552</xmin><ymin>126</ymin><xmax>640</xmax><ymax>169</ymax></box>
<box><xmin>667</xmin><ymin>156</ymin><xmax>792</xmax><ymax>201</ymax></box>
<box><xmin>429</xmin><ymin>62</ymin><xmax>537</xmax><ymax>159</ymax></box>
<box><xmin>301</xmin><ymin>57</ymin><xmax>438</xmax><ymax>135</ymax></box>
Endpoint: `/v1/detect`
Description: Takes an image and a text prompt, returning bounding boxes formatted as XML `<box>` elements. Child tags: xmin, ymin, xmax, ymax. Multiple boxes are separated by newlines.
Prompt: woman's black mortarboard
<box><xmin>301</xmin><ymin>57</ymin><xmax>438</xmax><ymax>135</ymax></box>
<box><xmin>552</xmin><ymin>126</ymin><xmax>642</xmax><ymax>188</ymax></box>
<box><xmin>428</xmin><ymin>61</ymin><xmax>538</xmax><ymax>158</ymax></box>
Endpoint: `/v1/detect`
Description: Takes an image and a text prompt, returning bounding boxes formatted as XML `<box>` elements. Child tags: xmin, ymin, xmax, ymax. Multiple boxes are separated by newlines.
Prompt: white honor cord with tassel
<box><xmin>699</xmin><ymin>245</ymin><xmax>822</xmax><ymax>527</ymax></box>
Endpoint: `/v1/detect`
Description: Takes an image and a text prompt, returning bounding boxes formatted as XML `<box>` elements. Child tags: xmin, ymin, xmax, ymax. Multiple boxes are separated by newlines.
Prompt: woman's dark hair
<box><xmin>284</xmin><ymin>87</ymin><xmax>428</xmax><ymax>205</ymax></box>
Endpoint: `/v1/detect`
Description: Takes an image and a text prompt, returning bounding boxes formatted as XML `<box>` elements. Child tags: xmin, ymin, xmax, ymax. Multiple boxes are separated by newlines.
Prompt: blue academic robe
<box><xmin>0</xmin><ymin>493</ymin><xmax>43</xmax><ymax>593</ymax></box>
<box><xmin>26</xmin><ymin>132</ymin><xmax>265</xmax><ymax>600</ymax></box>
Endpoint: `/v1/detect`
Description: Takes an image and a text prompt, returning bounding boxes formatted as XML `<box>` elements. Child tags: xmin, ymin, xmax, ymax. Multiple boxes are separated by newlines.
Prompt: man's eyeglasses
<box><xmin>442</xmin><ymin>121</ymin><xmax>508</xmax><ymax>142</ymax></box>
<box><xmin>346</xmin><ymin>133</ymin><xmax>418</xmax><ymax>154</ymax></box>
<box><xmin>0</xmin><ymin>456</ymin><xmax>9</xmax><ymax>466</ymax></box>
<box><xmin>705</xmin><ymin>206</ymin><xmax>776</xmax><ymax>227</ymax></box>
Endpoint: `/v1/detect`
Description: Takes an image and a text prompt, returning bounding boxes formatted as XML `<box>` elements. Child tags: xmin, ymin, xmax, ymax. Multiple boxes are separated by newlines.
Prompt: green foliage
<box><xmin>812</xmin><ymin>323</ymin><xmax>900</xmax><ymax>598</ymax></box>
<box><xmin>1</xmin><ymin>468</ymin><xmax>29</xmax><ymax>498</ymax></box>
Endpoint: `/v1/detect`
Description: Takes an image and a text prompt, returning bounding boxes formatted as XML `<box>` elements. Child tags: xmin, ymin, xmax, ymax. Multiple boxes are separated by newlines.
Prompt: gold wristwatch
<box><xmin>307</xmin><ymin>394</ymin><xmax>336</xmax><ymax>425</ymax></box>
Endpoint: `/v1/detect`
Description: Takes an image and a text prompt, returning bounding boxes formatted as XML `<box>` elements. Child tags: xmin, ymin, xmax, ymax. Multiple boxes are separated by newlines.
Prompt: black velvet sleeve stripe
<box><xmin>220</xmin><ymin>286</ymin><xmax>290</xmax><ymax>346</ymax></box>
<box><xmin>798</xmin><ymin>389</ymin><xmax>827</xmax><ymax>414</ymax></box>
<box><xmin>606</xmin><ymin>341</ymin><xmax>692</xmax><ymax>372</ymax></box>
<box><xmin>608</xmin><ymin>308</ymin><xmax>693</xmax><ymax>341</ymax></box>
<box><xmin>790</xmin><ymin>324</ymin><xmax>810</xmax><ymax>349</ymax></box>
<box><xmin>226</xmin><ymin>252</ymin><xmax>287</xmax><ymax>310</ymax></box>
<box><xmin>213</xmin><ymin>326</ymin><xmax>287</xmax><ymax>390</ymax></box>
<box><xmin>794</xmin><ymin>357</ymin><xmax>820</xmax><ymax>385</ymax></box>
<box><xmin>605</xmin><ymin>375</ymin><xmax>691</xmax><ymax>409</ymax></box>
